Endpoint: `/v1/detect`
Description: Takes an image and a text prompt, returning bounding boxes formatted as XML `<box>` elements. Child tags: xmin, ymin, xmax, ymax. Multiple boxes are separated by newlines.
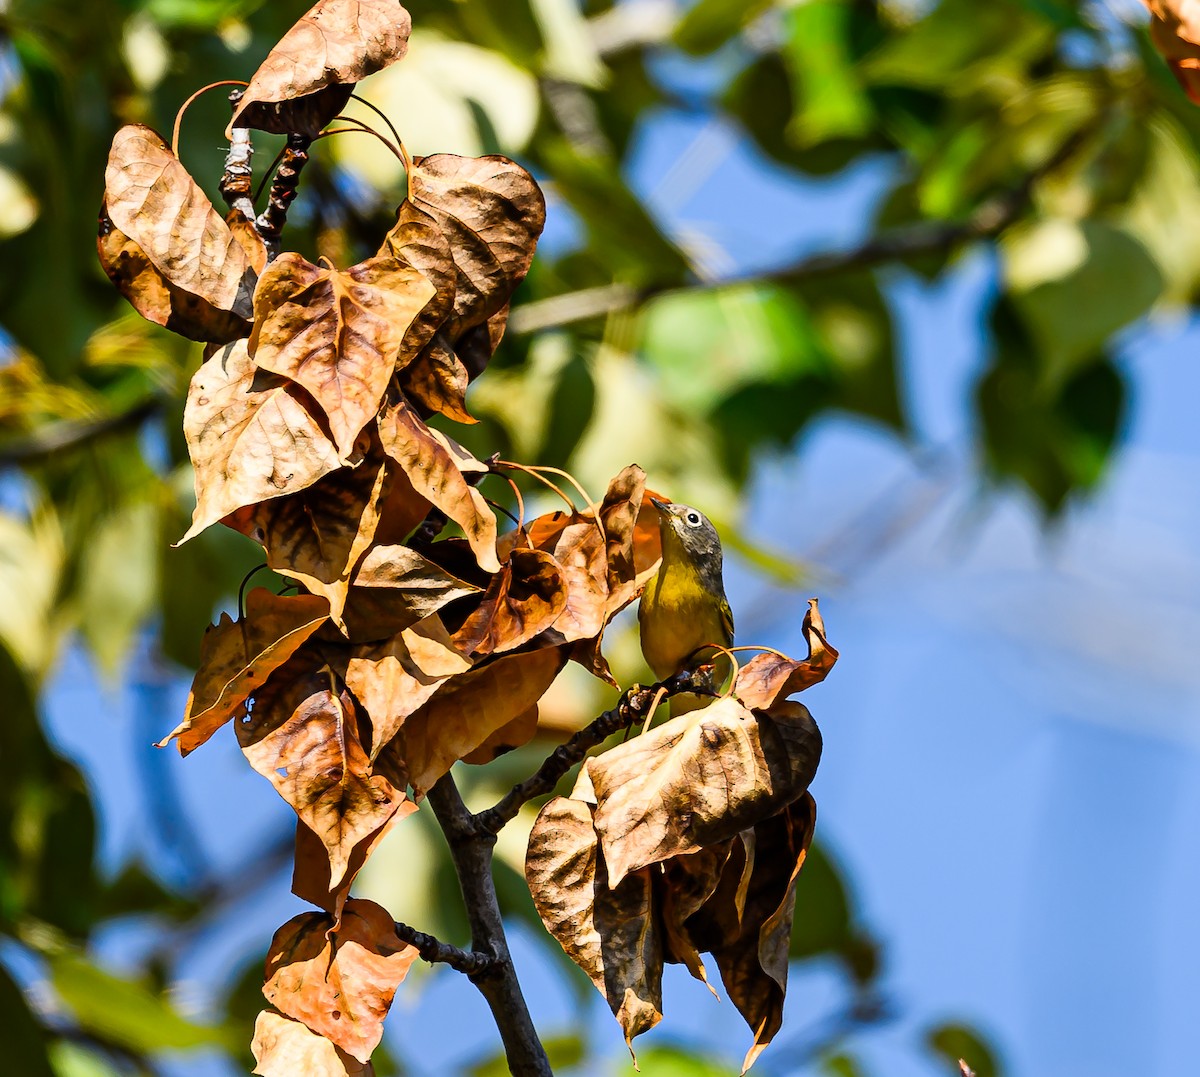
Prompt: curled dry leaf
<box><xmin>158</xmin><ymin>589</ymin><xmax>329</xmax><ymax>756</ymax></box>
<box><xmin>733</xmin><ymin>599</ymin><xmax>838</xmax><ymax>710</ymax></box>
<box><xmin>291</xmin><ymin>809</ymin><xmax>410</xmax><ymax>926</ymax></box>
<box><xmin>329</xmin><ymin>612</ymin><xmax>472</xmax><ymax>756</ymax></box>
<box><xmin>237</xmin><ymin>661</ymin><xmax>407</xmax><ymax>889</ymax></box>
<box><xmin>409</xmin><ymin>154</ymin><xmax>546</xmax><ymax>339</ymax></box>
<box><xmin>377</xmin><ymin>396</ymin><xmax>499</xmax><ymax>572</ymax></box>
<box><xmin>250</xmin><ymin>252</ymin><xmax>437</xmax><ymax>460</ymax></box>
<box><xmin>98</xmin><ymin>207</ymin><xmax>252</xmax><ymax>344</ymax></box>
<box><xmin>588</xmin><ymin>696</ymin><xmax>822</xmax><ymax>886</ymax></box>
<box><xmin>452</xmin><ymin>548</ymin><xmax>568</xmax><ymax>658</ymax></box>
<box><xmin>712</xmin><ymin>796</ymin><xmax>817</xmax><ymax>1075</ymax></box>
<box><xmin>462</xmin><ymin>704</ymin><xmax>539</xmax><ymax>765</ymax></box>
<box><xmin>1145</xmin><ymin>1</ymin><xmax>1200</xmax><ymax>104</ymax></box>
<box><xmin>262</xmin><ymin>899</ymin><xmax>418</xmax><ymax>1063</ymax></box>
<box><xmin>338</xmin><ymin>544</ymin><xmax>480</xmax><ymax>643</ymax></box>
<box><xmin>230</xmin><ymin>0</ymin><xmax>412</xmax><ymax>137</ymax></box>
<box><xmin>181</xmin><ymin>340</ymin><xmax>342</xmax><ymax>543</ymax></box>
<box><xmin>251</xmin><ymin>1010</ymin><xmax>374</xmax><ymax>1077</ymax></box>
<box><xmin>102</xmin><ymin>125</ymin><xmax>257</xmax><ymax>340</ymax></box>
<box><xmin>658</xmin><ymin>842</ymin><xmax>733</xmax><ymax>992</ymax></box>
<box><xmin>525</xmin><ymin>797</ymin><xmax>663</xmax><ymax>1057</ymax></box>
<box><xmin>225</xmin><ymin>450</ymin><xmax>389</xmax><ymax>627</ymax></box>
<box><xmin>399</xmin><ymin>644</ymin><xmax>569</xmax><ymax>797</ymax></box>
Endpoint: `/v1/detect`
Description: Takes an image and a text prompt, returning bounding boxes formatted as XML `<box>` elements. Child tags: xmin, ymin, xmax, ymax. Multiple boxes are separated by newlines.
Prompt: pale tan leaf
<box><xmin>377</xmin><ymin>396</ymin><xmax>499</xmax><ymax>572</ymax></box>
<box><xmin>400</xmin><ymin>645</ymin><xmax>568</xmax><ymax>796</ymax></box>
<box><xmin>251</xmin><ymin>1010</ymin><xmax>374</xmax><ymax>1077</ymax></box>
<box><xmin>249</xmin><ymin>252</ymin><xmax>437</xmax><ymax>459</ymax></box>
<box><xmin>733</xmin><ymin>599</ymin><xmax>838</xmax><ymax>710</ymax></box>
<box><xmin>589</xmin><ymin>697</ymin><xmax>822</xmax><ymax>886</ymax></box>
<box><xmin>231</xmin><ymin>0</ymin><xmax>413</xmax><ymax>137</ymax></box>
<box><xmin>103</xmin><ymin>125</ymin><xmax>256</xmax><ymax>327</ymax></box>
<box><xmin>158</xmin><ymin>589</ymin><xmax>329</xmax><ymax>756</ymax></box>
<box><xmin>262</xmin><ymin>899</ymin><xmax>417</xmax><ymax>1062</ymax></box>
<box><xmin>525</xmin><ymin>797</ymin><xmax>663</xmax><ymax>1057</ymax></box>
<box><xmin>180</xmin><ymin>339</ymin><xmax>342</xmax><ymax>542</ymax></box>
<box><xmin>237</xmin><ymin>662</ymin><xmax>407</xmax><ymax>888</ymax></box>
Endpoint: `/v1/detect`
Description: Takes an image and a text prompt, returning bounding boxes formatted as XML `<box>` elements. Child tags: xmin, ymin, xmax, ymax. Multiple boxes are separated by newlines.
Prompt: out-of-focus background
<box><xmin>1</xmin><ymin>0</ymin><xmax>1197</xmax><ymax>1074</ymax></box>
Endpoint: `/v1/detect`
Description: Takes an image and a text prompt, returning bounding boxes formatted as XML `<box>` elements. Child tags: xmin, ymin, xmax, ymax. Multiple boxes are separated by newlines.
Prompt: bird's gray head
<box><xmin>651</xmin><ymin>498</ymin><xmax>724</xmax><ymax>583</ymax></box>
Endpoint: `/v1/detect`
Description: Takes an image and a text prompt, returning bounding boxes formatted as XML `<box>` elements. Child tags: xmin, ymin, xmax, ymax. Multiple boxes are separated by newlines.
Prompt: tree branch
<box><xmin>426</xmin><ymin>773</ymin><xmax>551</xmax><ymax>1077</ymax></box>
<box><xmin>475</xmin><ymin>669</ymin><xmax>711</xmax><ymax>837</ymax></box>
<box><xmin>392</xmin><ymin>921</ymin><xmax>497</xmax><ymax>977</ymax></box>
<box><xmin>255</xmin><ymin>134</ymin><xmax>312</xmax><ymax>259</ymax></box>
<box><xmin>508</xmin><ymin>121</ymin><xmax>1100</xmax><ymax>337</ymax></box>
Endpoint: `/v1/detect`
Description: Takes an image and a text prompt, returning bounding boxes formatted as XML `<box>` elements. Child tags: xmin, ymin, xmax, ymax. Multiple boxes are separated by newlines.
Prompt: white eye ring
<box><xmin>685</xmin><ymin>511</ymin><xmax>702</xmax><ymax>527</ymax></box>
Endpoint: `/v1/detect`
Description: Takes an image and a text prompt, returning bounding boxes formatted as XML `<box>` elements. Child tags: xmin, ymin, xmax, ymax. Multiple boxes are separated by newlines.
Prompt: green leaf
<box><xmin>673</xmin><ymin>0</ymin><xmax>774</xmax><ymax>56</ymax></box>
<box><xmin>925</xmin><ymin>1022</ymin><xmax>1003</xmax><ymax>1077</ymax></box>
<box><xmin>49</xmin><ymin>951</ymin><xmax>234</xmax><ymax>1054</ymax></box>
<box><xmin>615</xmin><ymin>1044</ymin><xmax>732</xmax><ymax>1077</ymax></box>
<box><xmin>471</xmin><ymin>1033</ymin><xmax>585</xmax><ymax>1077</ymax></box>
<box><xmin>822</xmin><ymin>1053</ymin><xmax>868</xmax><ymax>1077</ymax></box>
<box><xmin>0</xmin><ymin>962</ymin><xmax>55</xmax><ymax>1077</ymax></box>
<box><xmin>782</xmin><ymin>1</ymin><xmax>875</xmax><ymax>147</ymax></box>
<box><xmin>49</xmin><ymin>1041</ymin><xmax>124</xmax><ymax>1077</ymax></box>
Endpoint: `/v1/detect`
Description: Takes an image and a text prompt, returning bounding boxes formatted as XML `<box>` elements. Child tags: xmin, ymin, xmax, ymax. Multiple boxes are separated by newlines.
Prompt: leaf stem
<box><xmin>173</xmin><ymin>79</ymin><xmax>248</xmax><ymax>159</ymax></box>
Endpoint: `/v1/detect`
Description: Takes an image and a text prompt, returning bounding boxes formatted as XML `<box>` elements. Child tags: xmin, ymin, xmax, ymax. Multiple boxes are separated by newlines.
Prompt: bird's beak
<box><xmin>650</xmin><ymin>497</ymin><xmax>671</xmax><ymax>514</ymax></box>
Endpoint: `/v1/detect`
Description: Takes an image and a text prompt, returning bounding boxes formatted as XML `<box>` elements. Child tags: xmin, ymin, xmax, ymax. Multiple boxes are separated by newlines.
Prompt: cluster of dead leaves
<box><xmin>97</xmin><ymin>1</ymin><xmax>841</xmax><ymax>1071</ymax></box>
<box><xmin>526</xmin><ymin>603</ymin><xmax>838</xmax><ymax>1074</ymax></box>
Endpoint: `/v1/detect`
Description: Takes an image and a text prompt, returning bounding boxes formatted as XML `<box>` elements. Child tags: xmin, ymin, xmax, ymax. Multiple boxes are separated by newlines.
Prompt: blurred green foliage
<box><xmin>0</xmin><ymin>0</ymin><xmax>1188</xmax><ymax>1072</ymax></box>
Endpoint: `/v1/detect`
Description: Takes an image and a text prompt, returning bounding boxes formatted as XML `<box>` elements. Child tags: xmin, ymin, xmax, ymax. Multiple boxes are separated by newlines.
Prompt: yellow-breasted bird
<box><xmin>638</xmin><ymin>498</ymin><xmax>734</xmax><ymax>713</ymax></box>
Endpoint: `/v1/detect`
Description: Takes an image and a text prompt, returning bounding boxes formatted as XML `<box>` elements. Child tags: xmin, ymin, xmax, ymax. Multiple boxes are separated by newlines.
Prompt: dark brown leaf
<box><xmin>659</xmin><ymin>842</ymin><xmax>733</xmax><ymax>992</ymax></box>
<box><xmin>103</xmin><ymin>125</ymin><xmax>257</xmax><ymax>333</ymax></box>
<box><xmin>180</xmin><ymin>340</ymin><xmax>342</xmax><ymax>542</ymax></box>
<box><xmin>158</xmin><ymin>589</ymin><xmax>329</xmax><ymax>756</ymax></box>
<box><xmin>251</xmin><ymin>1010</ymin><xmax>374</xmax><ymax>1076</ymax></box>
<box><xmin>452</xmin><ymin>548</ymin><xmax>567</xmax><ymax>658</ymax></box>
<box><xmin>262</xmin><ymin>899</ymin><xmax>417</xmax><ymax>1062</ymax></box>
<box><xmin>733</xmin><ymin>599</ymin><xmax>838</xmax><ymax>710</ymax></box>
<box><xmin>588</xmin><ymin>697</ymin><xmax>822</xmax><ymax>886</ymax></box>
<box><xmin>399</xmin><ymin>645</ymin><xmax>568</xmax><ymax>796</ymax></box>
<box><xmin>525</xmin><ymin>797</ymin><xmax>663</xmax><ymax>1057</ymax></box>
<box><xmin>238</xmin><ymin>661</ymin><xmax>407</xmax><ymax>888</ymax></box>
<box><xmin>225</xmin><ymin>450</ymin><xmax>388</xmax><ymax>626</ymax></box>
<box><xmin>377</xmin><ymin>396</ymin><xmax>499</xmax><ymax>572</ymax></box>
<box><xmin>230</xmin><ymin>0</ymin><xmax>412</xmax><ymax>137</ymax></box>
<box><xmin>249</xmin><ymin>252</ymin><xmax>437</xmax><ymax>459</ymax></box>
<box><xmin>712</xmin><ymin>796</ymin><xmax>817</xmax><ymax>1074</ymax></box>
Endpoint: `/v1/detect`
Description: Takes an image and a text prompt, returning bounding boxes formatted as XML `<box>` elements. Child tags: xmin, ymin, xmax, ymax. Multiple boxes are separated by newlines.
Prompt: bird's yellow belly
<box><xmin>639</xmin><ymin>574</ymin><xmax>730</xmax><ymax>682</ymax></box>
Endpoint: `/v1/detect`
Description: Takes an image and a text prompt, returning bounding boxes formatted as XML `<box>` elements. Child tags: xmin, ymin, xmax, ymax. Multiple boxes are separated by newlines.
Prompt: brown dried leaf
<box><xmin>400</xmin><ymin>333</ymin><xmax>474</xmax><ymax>423</ymax></box>
<box><xmin>262</xmin><ymin>899</ymin><xmax>418</xmax><ymax>1062</ymax></box>
<box><xmin>103</xmin><ymin>125</ymin><xmax>256</xmax><ymax>332</ymax></box>
<box><xmin>159</xmin><ymin>589</ymin><xmax>329</xmax><ymax>756</ymax></box>
<box><xmin>452</xmin><ymin>548</ymin><xmax>567</xmax><ymax>658</ymax></box>
<box><xmin>378</xmin><ymin>202</ymin><xmax>457</xmax><ymax>362</ymax></box>
<box><xmin>181</xmin><ymin>339</ymin><xmax>342</xmax><ymax>542</ymax></box>
<box><xmin>98</xmin><ymin>207</ymin><xmax>252</xmax><ymax>344</ymax></box>
<box><xmin>250</xmin><ymin>252</ymin><xmax>437</xmax><ymax>459</ymax></box>
<box><xmin>226</xmin><ymin>452</ymin><xmax>388</xmax><ymax>627</ymax></box>
<box><xmin>462</xmin><ymin>704</ymin><xmax>539</xmax><ymax>765</ymax></box>
<box><xmin>712</xmin><ymin>796</ymin><xmax>817</xmax><ymax>1074</ymax></box>
<box><xmin>230</xmin><ymin>0</ymin><xmax>412</xmax><ymax>137</ymax></box>
<box><xmin>659</xmin><ymin>842</ymin><xmax>733</xmax><ymax>992</ymax></box>
<box><xmin>291</xmin><ymin>808</ymin><xmax>411</xmax><ymax>924</ymax></box>
<box><xmin>377</xmin><ymin>396</ymin><xmax>499</xmax><ymax>572</ymax></box>
<box><xmin>228</xmin><ymin>209</ymin><xmax>269</xmax><ymax>273</ymax></box>
<box><xmin>589</xmin><ymin>696</ymin><xmax>822</xmax><ymax>886</ymax></box>
<box><xmin>533</xmin><ymin>518</ymin><xmax>608</xmax><ymax>645</ymax></box>
<box><xmin>733</xmin><ymin>599</ymin><xmax>838</xmax><ymax>710</ymax></box>
<box><xmin>339</xmin><ymin>545</ymin><xmax>480</xmax><ymax>643</ymax></box>
<box><xmin>238</xmin><ymin>661</ymin><xmax>406</xmax><ymax>888</ymax></box>
<box><xmin>251</xmin><ymin>1010</ymin><xmax>374</xmax><ymax>1077</ymax></box>
<box><xmin>400</xmin><ymin>645</ymin><xmax>569</xmax><ymax>796</ymax></box>
<box><xmin>1146</xmin><ymin>1</ymin><xmax>1200</xmax><ymax>104</ymax></box>
<box><xmin>682</xmin><ymin>829</ymin><xmax>756</xmax><ymax>955</ymax></box>
<box><xmin>409</xmin><ymin>154</ymin><xmax>546</xmax><ymax>338</ymax></box>
<box><xmin>331</xmin><ymin>613</ymin><xmax>472</xmax><ymax>756</ymax></box>
<box><xmin>525</xmin><ymin>797</ymin><xmax>663</xmax><ymax>1056</ymax></box>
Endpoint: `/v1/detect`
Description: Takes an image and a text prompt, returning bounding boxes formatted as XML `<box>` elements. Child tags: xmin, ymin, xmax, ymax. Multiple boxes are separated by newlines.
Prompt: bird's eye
<box><xmin>686</xmin><ymin>511</ymin><xmax>702</xmax><ymax>527</ymax></box>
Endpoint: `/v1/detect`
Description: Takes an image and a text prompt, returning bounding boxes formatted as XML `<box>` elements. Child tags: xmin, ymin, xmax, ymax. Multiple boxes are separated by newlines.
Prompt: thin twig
<box><xmin>474</xmin><ymin>669</ymin><xmax>711</xmax><ymax>837</ymax></box>
<box><xmin>393</xmin><ymin>921</ymin><xmax>497</xmax><ymax>977</ymax></box>
<box><xmin>508</xmin><ymin>120</ymin><xmax>1102</xmax><ymax>337</ymax></box>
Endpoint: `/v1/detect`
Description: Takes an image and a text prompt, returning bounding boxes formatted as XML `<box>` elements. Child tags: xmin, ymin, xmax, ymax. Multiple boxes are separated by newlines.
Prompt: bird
<box><xmin>638</xmin><ymin>498</ymin><xmax>734</xmax><ymax>714</ymax></box>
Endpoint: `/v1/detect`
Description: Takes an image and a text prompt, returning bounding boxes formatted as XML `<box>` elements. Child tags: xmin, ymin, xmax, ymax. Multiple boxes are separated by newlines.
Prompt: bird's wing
<box><xmin>719</xmin><ymin>596</ymin><xmax>735</xmax><ymax>645</ymax></box>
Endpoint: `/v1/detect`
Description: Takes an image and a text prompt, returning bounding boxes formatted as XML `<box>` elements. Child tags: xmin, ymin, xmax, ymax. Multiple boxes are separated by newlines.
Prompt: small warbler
<box><xmin>638</xmin><ymin>498</ymin><xmax>734</xmax><ymax>713</ymax></box>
